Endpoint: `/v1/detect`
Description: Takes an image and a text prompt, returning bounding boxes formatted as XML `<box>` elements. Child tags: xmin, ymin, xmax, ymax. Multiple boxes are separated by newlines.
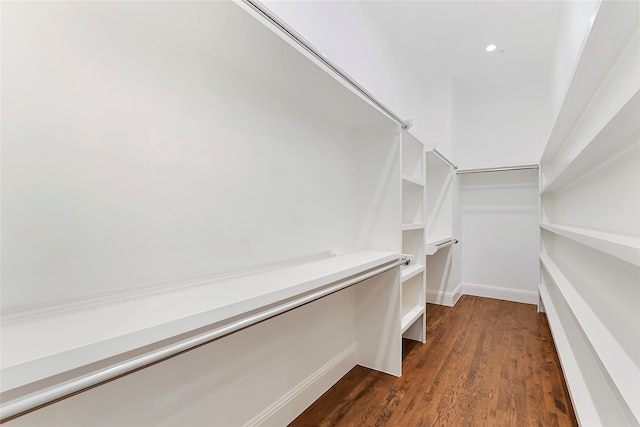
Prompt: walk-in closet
<box><xmin>1</xmin><ymin>1</ymin><xmax>638</xmax><ymax>426</ymax></box>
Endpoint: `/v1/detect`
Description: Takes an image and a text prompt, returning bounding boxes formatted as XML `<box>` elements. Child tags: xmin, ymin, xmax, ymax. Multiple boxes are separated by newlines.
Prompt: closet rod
<box><xmin>432</xmin><ymin>149</ymin><xmax>458</xmax><ymax>170</ymax></box>
<box><xmin>437</xmin><ymin>238</ymin><xmax>459</xmax><ymax>249</ymax></box>
<box><xmin>241</xmin><ymin>0</ymin><xmax>413</xmax><ymax>131</ymax></box>
<box><xmin>0</xmin><ymin>257</ymin><xmax>409</xmax><ymax>422</ymax></box>
<box><xmin>456</xmin><ymin>164</ymin><xmax>539</xmax><ymax>174</ymax></box>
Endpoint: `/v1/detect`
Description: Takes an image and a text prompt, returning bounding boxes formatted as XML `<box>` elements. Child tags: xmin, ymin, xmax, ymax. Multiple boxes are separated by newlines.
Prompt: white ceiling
<box><xmin>363</xmin><ymin>1</ymin><xmax>564</xmax><ymax>93</ymax></box>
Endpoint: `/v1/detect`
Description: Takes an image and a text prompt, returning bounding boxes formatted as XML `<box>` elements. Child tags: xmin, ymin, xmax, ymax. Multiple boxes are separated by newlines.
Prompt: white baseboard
<box><xmin>246</xmin><ymin>343</ymin><xmax>357</xmax><ymax>427</ymax></box>
<box><xmin>462</xmin><ymin>282</ymin><xmax>538</xmax><ymax>305</ymax></box>
<box><xmin>426</xmin><ymin>283</ymin><xmax>462</xmax><ymax>307</ymax></box>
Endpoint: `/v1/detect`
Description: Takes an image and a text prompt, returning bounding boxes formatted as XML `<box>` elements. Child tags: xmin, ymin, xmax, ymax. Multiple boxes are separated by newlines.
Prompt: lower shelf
<box><xmin>1</xmin><ymin>251</ymin><xmax>400</xmax><ymax>400</ymax></box>
<box><xmin>401</xmin><ymin>305</ymin><xmax>424</xmax><ymax>334</ymax></box>
<box><xmin>540</xmin><ymin>257</ymin><xmax>639</xmax><ymax>425</ymax></box>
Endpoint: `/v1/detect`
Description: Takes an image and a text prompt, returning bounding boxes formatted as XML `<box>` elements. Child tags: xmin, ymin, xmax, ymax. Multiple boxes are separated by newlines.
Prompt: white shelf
<box><xmin>402</xmin><ymin>174</ymin><xmax>425</xmax><ymax>187</ymax></box>
<box><xmin>541</xmin><ymin>2</ymin><xmax>638</xmax><ymax>162</ymax></box>
<box><xmin>402</xmin><ymin>223</ymin><xmax>426</xmax><ymax>231</ymax></box>
<box><xmin>1</xmin><ymin>251</ymin><xmax>399</xmax><ymax>394</ymax></box>
<box><xmin>541</xmin><ymin>223</ymin><xmax>640</xmax><ymax>266</ymax></box>
<box><xmin>539</xmin><ymin>252</ymin><xmax>640</xmax><ymax>422</ymax></box>
<box><xmin>538</xmin><ymin>282</ymin><xmax>612</xmax><ymax>426</ymax></box>
<box><xmin>425</xmin><ymin>235</ymin><xmax>454</xmax><ymax>255</ymax></box>
<box><xmin>541</xmin><ymin>91</ymin><xmax>639</xmax><ymax>194</ymax></box>
<box><xmin>401</xmin><ymin>305</ymin><xmax>425</xmax><ymax>334</ymax></box>
<box><xmin>401</xmin><ymin>264</ymin><xmax>425</xmax><ymax>282</ymax></box>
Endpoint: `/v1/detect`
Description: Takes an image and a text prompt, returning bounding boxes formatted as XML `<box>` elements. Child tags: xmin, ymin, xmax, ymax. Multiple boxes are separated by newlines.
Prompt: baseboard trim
<box><xmin>426</xmin><ymin>283</ymin><xmax>462</xmax><ymax>307</ymax></box>
<box><xmin>462</xmin><ymin>282</ymin><xmax>538</xmax><ymax>305</ymax></box>
<box><xmin>246</xmin><ymin>343</ymin><xmax>357</xmax><ymax>427</ymax></box>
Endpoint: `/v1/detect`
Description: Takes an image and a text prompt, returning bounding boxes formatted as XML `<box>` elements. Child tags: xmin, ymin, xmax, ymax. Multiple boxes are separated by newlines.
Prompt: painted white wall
<box><xmin>459</xmin><ymin>169</ymin><xmax>540</xmax><ymax>304</ymax></box>
<box><xmin>262</xmin><ymin>0</ymin><xmax>454</xmax><ymax>156</ymax></box>
<box><xmin>453</xmin><ymin>82</ymin><xmax>552</xmax><ymax>170</ymax></box>
<box><xmin>551</xmin><ymin>0</ymin><xmax>600</xmax><ymax>116</ymax></box>
<box><xmin>1</xmin><ymin>1</ymin><xmax>399</xmax><ymax>309</ymax></box>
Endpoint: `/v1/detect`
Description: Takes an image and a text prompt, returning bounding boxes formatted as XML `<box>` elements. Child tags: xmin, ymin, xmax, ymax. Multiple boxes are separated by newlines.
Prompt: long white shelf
<box><xmin>538</xmin><ymin>282</ymin><xmax>608</xmax><ymax>426</ymax></box>
<box><xmin>402</xmin><ymin>223</ymin><xmax>426</xmax><ymax>231</ymax></box>
<box><xmin>541</xmin><ymin>223</ymin><xmax>640</xmax><ymax>266</ymax></box>
<box><xmin>539</xmin><ymin>252</ymin><xmax>639</xmax><ymax>423</ymax></box>
<box><xmin>401</xmin><ymin>264</ymin><xmax>425</xmax><ymax>282</ymax></box>
<box><xmin>402</xmin><ymin>174</ymin><xmax>425</xmax><ymax>187</ymax></box>
<box><xmin>541</xmin><ymin>91</ymin><xmax>639</xmax><ymax>194</ymax></box>
<box><xmin>541</xmin><ymin>1</ymin><xmax>637</xmax><ymax>162</ymax></box>
<box><xmin>401</xmin><ymin>305</ymin><xmax>425</xmax><ymax>334</ymax></box>
<box><xmin>1</xmin><ymin>251</ymin><xmax>399</xmax><ymax>395</ymax></box>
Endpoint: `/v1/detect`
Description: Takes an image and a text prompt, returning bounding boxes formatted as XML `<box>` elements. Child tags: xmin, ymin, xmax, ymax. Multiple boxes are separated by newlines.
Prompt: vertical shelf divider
<box><xmin>400</xmin><ymin>132</ymin><xmax>427</xmax><ymax>343</ymax></box>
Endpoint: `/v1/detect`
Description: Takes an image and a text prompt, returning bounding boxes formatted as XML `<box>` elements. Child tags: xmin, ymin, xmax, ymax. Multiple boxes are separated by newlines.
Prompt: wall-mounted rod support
<box><xmin>241</xmin><ymin>0</ymin><xmax>413</xmax><ymax>131</ymax></box>
<box><xmin>432</xmin><ymin>149</ymin><xmax>457</xmax><ymax>170</ymax></box>
<box><xmin>457</xmin><ymin>164</ymin><xmax>539</xmax><ymax>174</ymax></box>
<box><xmin>0</xmin><ymin>258</ymin><xmax>408</xmax><ymax>422</ymax></box>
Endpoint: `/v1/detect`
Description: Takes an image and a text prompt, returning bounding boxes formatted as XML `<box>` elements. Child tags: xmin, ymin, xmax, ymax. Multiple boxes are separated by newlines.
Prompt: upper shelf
<box><xmin>1</xmin><ymin>251</ymin><xmax>399</xmax><ymax>395</ymax></box>
<box><xmin>542</xmin><ymin>1</ymin><xmax>639</xmax><ymax>162</ymax></box>
<box><xmin>541</xmin><ymin>91</ymin><xmax>639</xmax><ymax>194</ymax></box>
<box><xmin>541</xmin><ymin>223</ymin><xmax>639</xmax><ymax>266</ymax></box>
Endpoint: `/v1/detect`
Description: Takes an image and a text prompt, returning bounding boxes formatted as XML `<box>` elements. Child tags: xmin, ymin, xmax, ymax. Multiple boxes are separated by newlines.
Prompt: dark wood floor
<box><xmin>290</xmin><ymin>295</ymin><xmax>577</xmax><ymax>427</ymax></box>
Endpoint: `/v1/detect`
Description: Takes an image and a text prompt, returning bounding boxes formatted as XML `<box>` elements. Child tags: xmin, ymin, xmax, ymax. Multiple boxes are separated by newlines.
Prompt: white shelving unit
<box><xmin>423</xmin><ymin>150</ymin><xmax>457</xmax><ymax>306</ymax></box>
<box><xmin>400</xmin><ymin>132</ymin><xmax>426</xmax><ymax>343</ymax></box>
<box><xmin>425</xmin><ymin>151</ymin><xmax>454</xmax><ymax>250</ymax></box>
<box><xmin>1</xmin><ymin>2</ymin><xmax>407</xmax><ymax>425</ymax></box>
<box><xmin>538</xmin><ymin>2</ymin><xmax>639</xmax><ymax>425</ymax></box>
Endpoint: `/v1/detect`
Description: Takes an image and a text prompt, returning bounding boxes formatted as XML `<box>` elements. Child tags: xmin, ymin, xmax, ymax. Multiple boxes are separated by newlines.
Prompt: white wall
<box><xmin>1</xmin><ymin>1</ymin><xmax>388</xmax><ymax>309</ymax></box>
<box><xmin>459</xmin><ymin>169</ymin><xmax>540</xmax><ymax>304</ymax></box>
<box><xmin>453</xmin><ymin>82</ymin><xmax>552</xmax><ymax>170</ymax></box>
<box><xmin>262</xmin><ymin>0</ymin><xmax>454</xmax><ymax>156</ymax></box>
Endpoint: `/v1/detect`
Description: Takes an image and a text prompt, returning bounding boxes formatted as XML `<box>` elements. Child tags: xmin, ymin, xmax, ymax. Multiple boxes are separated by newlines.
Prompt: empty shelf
<box><xmin>401</xmin><ymin>305</ymin><xmax>424</xmax><ymax>334</ymax></box>
<box><xmin>541</xmin><ymin>223</ymin><xmax>639</xmax><ymax>266</ymax></box>
<box><xmin>401</xmin><ymin>264</ymin><xmax>425</xmax><ymax>282</ymax></box>
<box><xmin>1</xmin><ymin>251</ymin><xmax>400</xmax><ymax>395</ymax></box>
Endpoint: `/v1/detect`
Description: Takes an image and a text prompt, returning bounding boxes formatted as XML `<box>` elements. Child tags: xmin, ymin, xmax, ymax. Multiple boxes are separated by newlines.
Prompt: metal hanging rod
<box><xmin>431</xmin><ymin>149</ymin><xmax>458</xmax><ymax>170</ymax></box>
<box><xmin>456</xmin><ymin>164</ymin><xmax>539</xmax><ymax>174</ymax></box>
<box><xmin>436</xmin><ymin>238</ymin><xmax>459</xmax><ymax>249</ymax></box>
<box><xmin>241</xmin><ymin>0</ymin><xmax>413</xmax><ymax>131</ymax></box>
<box><xmin>0</xmin><ymin>257</ymin><xmax>409</xmax><ymax>422</ymax></box>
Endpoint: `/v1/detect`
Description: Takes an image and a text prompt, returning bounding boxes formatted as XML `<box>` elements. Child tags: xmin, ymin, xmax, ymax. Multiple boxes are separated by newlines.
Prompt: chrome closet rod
<box><xmin>241</xmin><ymin>0</ymin><xmax>412</xmax><ymax>131</ymax></box>
<box><xmin>432</xmin><ymin>149</ymin><xmax>458</xmax><ymax>170</ymax></box>
<box><xmin>436</xmin><ymin>238</ymin><xmax>458</xmax><ymax>249</ymax></box>
<box><xmin>456</xmin><ymin>164</ymin><xmax>539</xmax><ymax>174</ymax></box>
<box><xmin>0</xmin><ymin>257</ymin><xmax>409</xmax><ymax>422</ymax></box>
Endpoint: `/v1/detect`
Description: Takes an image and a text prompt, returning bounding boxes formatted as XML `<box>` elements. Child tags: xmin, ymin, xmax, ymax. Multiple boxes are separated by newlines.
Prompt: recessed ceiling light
<box><xmin>485</xmin><ymin>44</ymin><xmax>497</xmax><ymax>52</ymax></box>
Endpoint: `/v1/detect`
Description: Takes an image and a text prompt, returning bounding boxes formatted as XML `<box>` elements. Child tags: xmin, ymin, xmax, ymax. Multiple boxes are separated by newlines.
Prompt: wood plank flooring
<box><xmin>289</xmin><ymin>295</ymin><xmax>577</xmax><ymax>427</ymax></box>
